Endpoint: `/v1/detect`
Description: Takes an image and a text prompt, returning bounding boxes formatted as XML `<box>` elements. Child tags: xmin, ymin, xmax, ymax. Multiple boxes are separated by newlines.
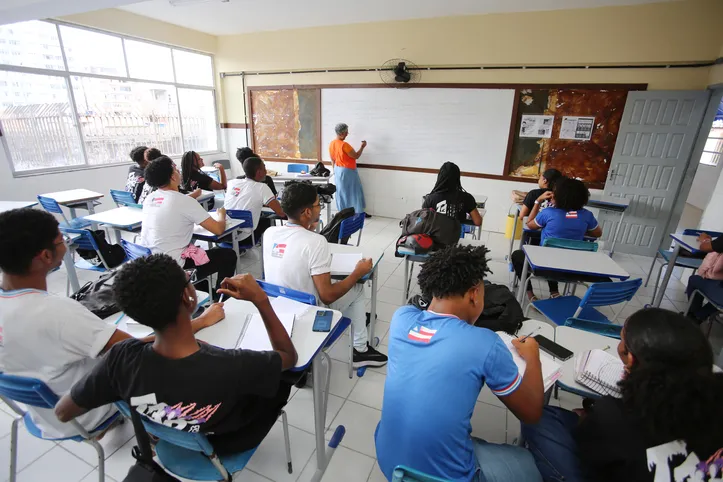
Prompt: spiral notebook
<box><xmin>574</xmin><ymin>349</ymin><xmax>625</xmax><ymax>398</ymax></box>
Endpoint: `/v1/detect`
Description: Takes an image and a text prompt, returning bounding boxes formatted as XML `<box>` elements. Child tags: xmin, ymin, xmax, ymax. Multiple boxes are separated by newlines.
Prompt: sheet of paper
<box><xmin>559</xmin><ymin>116</ymin><xmax>595</xmax><ymax>140</ymax></box>
<box><xmin>237</xmin><ymin>313</ymin><xmax>294</xmax><ymax>352</ymax></box>
<box><xmin>271</xmin><ymin>296</ymin><xmax>313</xmax><ymax>318</ymax></box>
<box><xmin>496</xmin><ymin>332</ymin><xmax>562</xmax><ymax>391</ymax></box>
<box><xmin>519</xmin><ymin>115</ymin><xmax>554</xmax><ymax>138</ymax></box>
<box><xmin>330</xmin><ymin>253</ymin><xmax>363</xmax><ymax>276</ymax></box>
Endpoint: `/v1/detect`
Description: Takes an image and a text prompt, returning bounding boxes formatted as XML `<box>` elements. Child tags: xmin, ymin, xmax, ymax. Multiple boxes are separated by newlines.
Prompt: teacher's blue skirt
<box><xmin>335</xmin><ymin>166</ymin><xmax>366</xmax><ymax>214</ymax></box>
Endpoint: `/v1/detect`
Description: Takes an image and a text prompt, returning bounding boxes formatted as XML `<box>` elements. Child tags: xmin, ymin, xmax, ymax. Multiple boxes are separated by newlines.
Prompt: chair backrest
<box><xmin>460</xmin><ymin>224</ymin><xmax>475</xmax><ymax>239</ymax></box>
<box><xmin>62</xmin><ymin>228</ymin><xmax>100</xmax><ymax>252</ymax></box>
<box><xmin>392</xmin><ymin>466</ymin><xmax>450</xmax><ymax>482</ymax></box>
<box><xmin>256</xmin><ymin>280</ymin><xmax>316</xmax><ymax>305</ymax></box>
<box><xmin>226</xmin><ymin>209</ymin><xmax>253</xmax><ymax>225</ymax></box>
<box><xmin>287</xmin><ymin>164</ymin><xmax>309</xmax><ymax>173</ymax></box>
<box><xmin>542</xmin><ymin>237</ymin><xmax>598</xmax><ymax>252</ymax></box>
<box><xmin>578</xmin><ymin>278</ymin><xmax>642</xmax><ymax>309</ymax></box>
<box><xmin>564</xmin><ymin>317</ymin><xmax>623</xmax><ymax>339</ymax></box>
<box><xmin>115</xmin><ymin>402</ymin><xmax>215</xmax><ymax>455</ymax></box>
<box><xmin>339</xmin><ymin>213</ymin><xmax>365</xmax><ymax>244</ymax></box>
<box><xmin>37</xmin><ymin>196</ymin><xmax>69</xmax><ymax>225</ymax></box>
<box><xmin>110</xmin><ymin>189</ymin><xmax>141</xmax><ymax>208</ymax></box>
<box><xmin>121</xmin><ymin>239</ymin><xmax>152</xmax><ymax>261</ymax></box>
<box><xmin>683</xmin><ymin>228</ymin><xmax>723</xmax><ymax>238</ymax></box>
<box><xmin>0</xmin><ymin>372</ymin><xmax>59</xmax><ymax>410</ymax></box>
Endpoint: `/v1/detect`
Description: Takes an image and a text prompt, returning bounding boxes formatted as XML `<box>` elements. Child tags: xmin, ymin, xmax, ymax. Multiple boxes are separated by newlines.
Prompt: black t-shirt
<box><xmin>71</xmin><ymin>339</ymin><xmax>282</xmax><ymax>436</ymax></box>
<box><xmin>422</xmin><ymin>191</ymin><xmax>477</xmax><ymax>223</ymax></box>
<box><xmin>186</xmin><ymin>169</ymin><xmax>214</xmax><ymax>191</ymax></box>
<box><xmin>712</xmin><ymin>236</ymin><xmax>723</xmax><ymax>253</ymax></box>
<box><xmin>575</xmin><ymin>397</ymin><xmax>651</xmax><ymax>482</ymax></box>
<box><xmin>522</xmin><ymin>188</ymin><xmax>553</xmax><ymax>211</ymax></box>
<box><xmin>125</xmin><ymin>165</ymin><xmax>146</xmax><ymax>203</ymax></box>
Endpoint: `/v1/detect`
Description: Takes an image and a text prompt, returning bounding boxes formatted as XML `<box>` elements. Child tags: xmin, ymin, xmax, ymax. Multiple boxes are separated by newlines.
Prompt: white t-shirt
<box><xmin>263</xmin><ymin>225</ymin><xmax>331</xmax><ymax>302</ymax></box>
<box><xmin>140</xmin><ymin>189</ymin><xmax>211</xmax><ymax>264</ymax></box>
<box><xmin>0</xmin><ymin>289</ymin><xmax>117</xmax><ymax>438</ymax></box>
<box><xmin>224</xmin><ymin>178</ymin><xmax>275</xmax><ymax>239</ymax></box>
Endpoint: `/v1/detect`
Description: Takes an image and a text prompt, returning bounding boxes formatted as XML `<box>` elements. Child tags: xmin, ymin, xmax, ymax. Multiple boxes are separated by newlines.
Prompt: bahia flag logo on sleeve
<box><xmin>271</xmin><ymin>243</ymin><xmax>286</xmax><ymax>258</ymax></box>
<box><xmin>565</xmin><ymin>211</ymin><xmax>578</xmax><ymax>219</ymax></box>
<box><xmin>407</xmin><ymin>325</ymin><xmax>437</xmax><ymax>343</ymax></box>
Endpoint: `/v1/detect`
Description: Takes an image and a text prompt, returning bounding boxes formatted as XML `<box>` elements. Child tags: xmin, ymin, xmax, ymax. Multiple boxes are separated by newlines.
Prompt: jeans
<box><xmin>473</xmin><ymin>438</ymin><xmax>543</xmax><ymax>482</ymax></box>
<box><xmin>329</xmin><ymin>283</ymin><xmax>368</xmax><ymax>349</ymax></box>
<box><xmin>521</xmin><ymin>406</ymin><xmax>588</xmax><ymax>482</ymax></box>
<box><xmin>183</xmin><ymin>247</ymin><xmax>237</xmax><ymax>298</ymax></box>
<box><xmin>686</xmin><ymin>274</ymin><xmax>723</xmax><ymax>321</ymax></box>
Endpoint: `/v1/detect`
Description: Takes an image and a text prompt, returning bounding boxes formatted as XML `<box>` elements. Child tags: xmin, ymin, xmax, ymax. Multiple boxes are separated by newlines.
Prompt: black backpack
<box><xmin>320</xmin><ymin>207</ymin><xmax>355</xmax><ymax>244</ymax></box>
<box><xmin>76</xmin><ymin>230</ymin><xmax>126</xmax><ymax>269</ymax></box>
<box><xmin>408</xmin><ymin>282</ymin><xmax>525</xmax><ymax>335</ymax></box>
<box><xmin>398</xmin><ymin>208</ymin><xmax>460</xmax><ymax>253</ymax></box>
<box><xmin>310</xmin><ymin>162</ymin><xmax>331</xmax><ymax>177</ymax></box>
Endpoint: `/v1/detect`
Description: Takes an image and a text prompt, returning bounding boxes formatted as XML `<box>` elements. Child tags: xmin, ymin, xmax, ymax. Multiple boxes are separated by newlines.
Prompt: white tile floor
<box><xmin>3</xmin><ymin>215</ymin><xmax>722</xmax><ymax>482</ymax></box>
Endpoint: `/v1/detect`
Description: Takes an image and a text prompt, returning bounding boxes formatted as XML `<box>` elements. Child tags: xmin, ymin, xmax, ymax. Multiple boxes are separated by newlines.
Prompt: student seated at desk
<box><xmin>0</xmin><ymin>209</ymin><xmax>224</xmax><ymax>439</ymax></box>
<box><xmin>236</xmin><ymin>147</ymin><xmax>278</xmax><ymax>196</ymax></box>
<box><xmin>521</xmin><ymin>308</ymin><xmax>723</xmax><ymax>482</ymax></box>
<box><xmin>511</xmin><ymin>177</ymin><xmax>604</xmax><ymax>301</ymax></box>
<box><xmin>125</xmin><ymin>145</ymin><xmax>149</xmax><ymax>203</ymax></box>
<box><xmin>55</xmin><ymin>256</ymin><xmax>297</xmax><ymax>455</ymax></box>
<box><xmin>375</xmin><ymin>245</ymin><xmax>544</xmax><ymax>482</ymax></box>
<box><xmin>518</xmin><ymin>168</ymin><xmax>563</xmax><ymax>221</ymax></box>
<box><xmin>685</xmin><ymin>232</ymin><xmax>723</xmax><ymax>323</ymax></box>
<box><xmin>224</xmin><ymin>156</ymin><xmax>285</xmax><ymax>247</ymax></box>
<box><xmin>263</xmin><ymin>181</ymin><xmax>388</xmax><ymax>368</ymax></box>
<box><xmin>422</xmin><ymin>161</ymin><xmax>482</xmax><ymax>226</ymax></box>
<box><xmin>140</xmin><ymin>156</ymin><xmax>237</xmax><ymax>298</ymax></box>
<box><xmin>181</xmin><ymin>150</ymin><xmax>227</xmax><ymax>192</ymax></box>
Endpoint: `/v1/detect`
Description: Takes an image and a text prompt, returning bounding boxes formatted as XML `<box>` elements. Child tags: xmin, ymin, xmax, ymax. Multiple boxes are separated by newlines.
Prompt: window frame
<box><xmin>0</xmin><ymin>19</ymin><xmax>221</xmax><ymax>177</ymax></box>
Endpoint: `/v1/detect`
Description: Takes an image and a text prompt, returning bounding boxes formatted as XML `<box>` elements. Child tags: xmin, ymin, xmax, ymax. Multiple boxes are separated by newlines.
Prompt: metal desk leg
<box><xmin>609</xmin><ymin>210</ymin><xmax>625</xmax><ymax>257</ymax></box>
<box><xmin>403</xmin><ymin>256</ymin><xmax>410</xmax><ymax>304</ymax></box>
<box><xmin>326</xmin><ymin>202</ymin><xmax>332</xmax><ymax>226</ymax></box>
<box><xmin>369</xmin><ymin>266</ymin><xmax>378</xmax><ymax>347</ymax></box>
<box><xmin>516</xmin><ymin>258</ymin><xmax>530</xmax><ymax>305</ymax></box>
<box><xmin>652</xmin><ymin>244</ymin><xmax>679</xmax><ymax>307</ymax></box>
<box><xmin>310</xmin><ymin>353</ymin><xmax>345</xmax><ymax>482</ymax></box>
<box><xmin>85</xmin><ymin>200</ymin><xmax>96</xmax><ymax>215</ymax></box>
<box><xmin>232</xmin><ymin>230</ymin><xmax>242</xmax><ymax>274</ymax></box>
<box><xmin>64</xmin><ymin>249</ymin><xmax>80</xmax><ymax>294</ymax></box>
<box><xmin>507</xmin><ymin>215</ymin><xmax>519</xmax><ymax>261</ymax></box>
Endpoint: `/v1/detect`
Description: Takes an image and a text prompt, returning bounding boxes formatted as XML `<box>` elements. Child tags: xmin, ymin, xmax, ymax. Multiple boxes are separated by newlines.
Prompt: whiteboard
<box><xmin>321</xmin><ymin>88</ymin><xmax>515</xmax><ymax>175</ymax></box>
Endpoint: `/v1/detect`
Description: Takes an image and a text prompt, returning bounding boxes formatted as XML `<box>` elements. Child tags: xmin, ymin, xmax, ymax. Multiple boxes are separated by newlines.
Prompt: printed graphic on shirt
<box><xmin>407</xmin><ymin>325</ymin><xmax>437</xmax><ymax>343</ymax></box>
<box><xmin>232</xmin><ymin>187</ymin><xmax>241</xmax><ymax>196</ymax></box>
<box><xmin>435</xmin><ymin>200</ymin><xmax>463</xmax><ymax>221</ymax></box>
<box><xmin>150</xmin><ymin>196</ymin><xmax>164</xmax><ymax>207</ymax></box>
<box><xmin>565</xmin><ymin>211</ymin><xmax>578</xmax><ymax>219</ymax></box>
<box><xmin>272</xmin><ymin>243</ymin><xmax>286</xmax><ymax>258</ymax></box>
<box><xmin>132</xmin><ymin>393</ymin><xmax>221</xmax><ymax>432</ymax></box>
<box><xmin>646</xmin><ymin>440</ymin><xmax>723</xmax><ymax>481</ymax></box>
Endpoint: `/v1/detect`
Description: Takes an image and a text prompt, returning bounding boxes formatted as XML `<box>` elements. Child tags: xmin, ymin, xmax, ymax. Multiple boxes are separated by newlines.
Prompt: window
<box><xmin>700</xmin><ymin>99</ymin><xmax>723</xmax><ymax>167</ymax></box>
<box><xmin>0</xmin><ymin>20</ymin><xmax>218</xmax><ymax>175</ymax></box>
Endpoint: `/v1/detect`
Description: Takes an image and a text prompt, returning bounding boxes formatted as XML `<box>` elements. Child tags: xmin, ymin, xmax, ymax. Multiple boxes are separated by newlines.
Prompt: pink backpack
<box><xmin>697</xmin><ymin>252</ymin><xmax>723</xmax><ymax>280</ymax></box>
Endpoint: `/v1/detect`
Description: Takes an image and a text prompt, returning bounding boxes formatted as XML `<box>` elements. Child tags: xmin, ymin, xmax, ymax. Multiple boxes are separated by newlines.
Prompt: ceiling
<box><xmin>1</xmin><ymin>0</ymin><xmax>138</xmax><ymax>26</ymax></box>
<box><xmin>119</xmin><ymin>0</ymin><xmax>679</xmax><ymax>36</ymax></box>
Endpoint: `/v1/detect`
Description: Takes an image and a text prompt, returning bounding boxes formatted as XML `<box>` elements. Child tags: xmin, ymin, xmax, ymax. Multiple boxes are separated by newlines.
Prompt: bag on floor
<box><xmin>407</xmin><ymin>283</ymin><xmax>524</xmax><ymax>335</ymax></box>
<box><xmin>399</xmin><ymin>208</ymin><xmax>461</xmax><ymax>249</ymax></box>
<box><xmin>396</xmin><ymin>234</ymin><xmax>434</xmax><ymax>255</ymax></box>
<box><xmin>71</xmin><ymin>271</ymin><xmax>120</xmax><ymax>319</ymax></box>
<box><xmin>310</xmin><ymin>162</ymin><xmax>331</xmax><ymax>177</ymax></box>
<box><xmin>320</xmin><ymin>207</ymin><xmax>355</xmax><ymax>244</ymax></box>
<box><xmin>76</xmin><ymin>229</ymin><xmax>126</xmax><ymax>268</ymax></box>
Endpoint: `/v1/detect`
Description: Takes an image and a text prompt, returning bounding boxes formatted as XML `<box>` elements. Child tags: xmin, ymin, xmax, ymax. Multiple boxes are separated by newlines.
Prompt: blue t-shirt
<box><xmin>375</xmin><ymin>306</ymin><xmax>522</xmax><ymax>482</ymax></box>
<box><xmin>533</xmin><ymin>207</ymin><xmax>598</xmax><ymax>246</ymax></box>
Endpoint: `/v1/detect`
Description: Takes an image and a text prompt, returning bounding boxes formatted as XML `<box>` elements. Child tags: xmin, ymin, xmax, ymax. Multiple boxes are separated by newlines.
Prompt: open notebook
<box><xmin>574</xmin><ymin>349</ymin><xmax>624</xmax><ymax>398</ymax></box>
<box><xmin>496</xmin><ymin>332</ymin><xmax>562</xmax><ymax>392</ymax></box>
<box><xmin>330</xmin><ymin>253</ymin><xmax>363</xmax><ymax>276</ymax></box>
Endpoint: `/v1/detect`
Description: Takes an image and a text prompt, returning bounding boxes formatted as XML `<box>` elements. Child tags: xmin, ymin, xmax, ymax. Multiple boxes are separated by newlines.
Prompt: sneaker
<box><xmin>353</xmin><ymin>344</ymin><xmax>388</xmax><ymax>368</ymax></box>
<box><xmin>364</xmin><ymin>213</ymin><xmax>372</xmax><ymax>219</ymax></box>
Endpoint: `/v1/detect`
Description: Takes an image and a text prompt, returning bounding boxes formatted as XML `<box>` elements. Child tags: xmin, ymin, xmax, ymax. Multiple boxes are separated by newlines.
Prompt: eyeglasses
<box><xmin>311</xmin><ymin>202</ymin><xmax>321</xmax><ymax>209</ymax></box>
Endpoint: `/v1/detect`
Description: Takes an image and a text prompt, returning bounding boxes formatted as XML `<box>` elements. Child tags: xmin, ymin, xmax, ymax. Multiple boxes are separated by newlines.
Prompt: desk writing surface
<box><xmin>83</xmin><ymin>206</ymin><xmax>143</xmax><ymax>228</ymax></box>
<box><xmin>192</xmin><ymin>216</ymin><xmax>245</xmax><ymax>238</ymax></box>
<box><xmin>522</xmin><ymin>245</ymin><xmax>630</xmax><ymax>280</ymax></box>
<box><xmin>0</xmin><ymin>201</ymin><xmax>37</xmax><ymax>213</ymax></box>
<box><xmin>588</xmin><ymin>194</ymin><xmax>630</xmax><ymax>209</ymax></box>
<box><xmin>670</xmin><ymin>233</ymin><xmax>703</xmax><ymax>254</ymax></box>
<box><xmin>41</xmin><ymin>189</ymin><xmax>104</xmax><ymax>204</ymax></box>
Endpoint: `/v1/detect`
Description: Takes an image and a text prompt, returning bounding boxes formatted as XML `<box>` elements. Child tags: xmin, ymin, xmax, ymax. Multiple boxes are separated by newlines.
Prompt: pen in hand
<box><xmin>517</xmin><ymin>328</ymin><xmax>540</xmax><ymax>343</ymax></box>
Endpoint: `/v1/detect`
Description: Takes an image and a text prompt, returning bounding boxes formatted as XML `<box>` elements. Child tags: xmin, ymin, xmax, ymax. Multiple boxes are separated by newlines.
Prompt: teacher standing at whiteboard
<box><xmin>329</xmin><ymin>123</ymin><xmax>370</xmax><ymax>218</ymax></box>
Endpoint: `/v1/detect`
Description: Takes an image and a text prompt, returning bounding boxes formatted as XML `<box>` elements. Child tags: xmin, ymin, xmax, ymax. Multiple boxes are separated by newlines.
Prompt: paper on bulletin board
<box><xmin>559</xmin><ymin>116</ymin><xmax>595</xmax><ymax>141</ymax></box>
<box><xmin>520</xmin><ymin>115</ymin><xmax>554</xmax><ymax>138</ymax></box>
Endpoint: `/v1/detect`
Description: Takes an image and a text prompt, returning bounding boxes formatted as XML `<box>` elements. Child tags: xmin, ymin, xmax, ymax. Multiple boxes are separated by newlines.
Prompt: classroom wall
<box><xmin>700</xmin><ymin>168</ymin><xmax>723</xmax><ymax>230</ymax></box>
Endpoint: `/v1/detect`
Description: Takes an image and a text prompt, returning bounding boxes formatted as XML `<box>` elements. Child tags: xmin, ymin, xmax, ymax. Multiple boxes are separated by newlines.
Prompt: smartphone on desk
<box><xmin>534</xmin><ymin>335</ymin><xmax>574</xmax><ymax>361</ymax></box>
<box><xmin>312</xmin><ymin>310</ymin><xmax>333</xmax><ymax>332</ymax></box>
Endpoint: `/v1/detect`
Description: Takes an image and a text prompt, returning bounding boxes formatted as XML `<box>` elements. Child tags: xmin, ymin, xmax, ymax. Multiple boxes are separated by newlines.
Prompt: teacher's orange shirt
<box><xmin>329</xmin><ymin>139</ymin><xmax>356</xmax><ymax>169</ymax></box>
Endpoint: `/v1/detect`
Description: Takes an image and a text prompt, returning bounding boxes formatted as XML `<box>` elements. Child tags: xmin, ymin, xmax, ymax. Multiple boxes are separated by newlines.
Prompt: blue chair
<box><xmin>110</xmin><ymin>189</ymin><xmax>142</xmax><ymax>209</ymax></box>
<box><xmin>460</xmin><ymin>224</ymin><xmax>476</xmax><ymax>239</ymax></box>
<box><xmin>563</xmin><ymin>317</ymin><xmax>623</xmax><ymax>339</ymax></box>
<box><xmin>339</xmin><ymin>213</ymin><xmax>365</xmax><ymax>246</ymax></box>
<box><xmin>287</xmin><ymin>164</ymin><xmax>309</xmax><ymax>173</ymax></box>
<box><xmin>525</xmin><ymin>278</ymin><xmax>642</xmax><ymax>326</ymax></box>
<box><xmin>120</xmin><ymin>239</ymin><xmax>151</xmax><ymax>261</ymax></box>
<box><xmin>542</xmin><ymin>237</ymin><xmax>598</xmax><ymax>252</ymax></box>
<box><xmin>115</xmin><ymin>401</ymin><xmax>291</xmax><ymax>481</ymax></box>
<box><xmin>61</xmin><ymin>228</ymin><xmax>114</xmax><ymax>272</ymax></box>
<box><xmin>392</xmin><ymin>465</ymin><xmax>450</xmax><ymax>482</ymax></box>
<box><xmin>0</xmin><ymin>373</ymin><xmax>120</xmax><ymax>482</ymax></box>
<box><xmin>219</xmin><ymin>210</ymin><xmax>257</xmax><ymax>251</ymax></box>
<box><xmin>257</xmin><ymin>280</ymin><xmax>316</xmax><ymax>305</ymax></box>
<box><xmin>37</xmin><ymin>196</ymin><xmax>92</xmax><ymax>229</ymax></box>
<box><xmin>645</xmin><ymin>228</ymin><xmax>723</xmax><ymax>303</ymax></box>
